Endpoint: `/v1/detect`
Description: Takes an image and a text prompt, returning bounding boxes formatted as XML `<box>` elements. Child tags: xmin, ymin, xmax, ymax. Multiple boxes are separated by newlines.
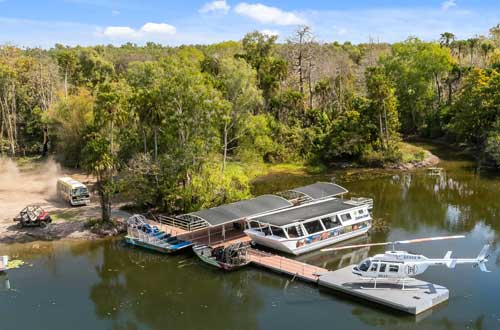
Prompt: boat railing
<box><xmin>346</xmin><ymin>197</ymin><xmax>373</xmax><ymax>210</ymax></box>
<box><xmin>127</xmin><ymin>227</ymin><xmax>167</xmax><ymax>246</ymax></box>
<box><xmin>156</xmin><ymin>215</ymin><xmax>208</xmax><ymax>232</ymax></box>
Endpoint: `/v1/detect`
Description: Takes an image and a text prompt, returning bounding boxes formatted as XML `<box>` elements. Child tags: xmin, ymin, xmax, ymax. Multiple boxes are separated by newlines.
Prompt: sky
<box><xmin>0</xmin><ymin>0</ymin><xmax>499</xmax><ymax>48</ymax></box>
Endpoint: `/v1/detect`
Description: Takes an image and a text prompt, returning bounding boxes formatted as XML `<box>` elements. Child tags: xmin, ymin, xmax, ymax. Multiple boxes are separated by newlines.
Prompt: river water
<box><xmin>1</xmin><ymin>144</ymin><xmax>499</xmax><ymax>330</ymax></box>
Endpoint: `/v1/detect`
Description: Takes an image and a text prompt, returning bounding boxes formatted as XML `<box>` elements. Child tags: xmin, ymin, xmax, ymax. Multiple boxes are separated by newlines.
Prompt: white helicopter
<box><xmin>321</xmin><ymin>235</ymin><xmax>491</xmax><ymax>289</ymax></box>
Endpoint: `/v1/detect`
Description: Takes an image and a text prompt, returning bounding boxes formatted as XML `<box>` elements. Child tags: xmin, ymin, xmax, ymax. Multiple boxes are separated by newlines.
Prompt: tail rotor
<box><xmin>475</xmin><ymin>244</ymin><xmax>491</xmax><ymax>272</ymax></box>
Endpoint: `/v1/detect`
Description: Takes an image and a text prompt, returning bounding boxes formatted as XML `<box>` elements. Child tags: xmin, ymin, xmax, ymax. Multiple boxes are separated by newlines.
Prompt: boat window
<box><xmin>340</xmin><ymin>213</ymin><xmax>352</xmax><ymax>222</ymax></box>
<box><xmin>359</xmin><ymin>259</ymin><xmax>371</xmax><ymax>272</ymax></box>
<box><xmin>285</xmin><ymin>226</ymin><xmax>300</xmax><ymax>238</ymax></box>
<box><xmin>270</xmin><ymin>226</ymin><xmax>286</xmax><ymax>238</ymax></box>
<box><xmin>249</xmin><ymin>221</ymin><xmax>261</xmax><ymax>229</ymax></box>
<box><xmin>321</xmin><ymin>216</ymin><xmax>341</xmax><ymax>229</ymax></box>
<box><xmin>303</xmin><ymin>220</ymin><xmax>324</xmax><ymax>235</ymax></box>
<box><xmin>262</xmin><ymin>226</ymin><xmax>272</xmax><ymax>236</ymax></box>
<box><xmin>379</xmin><ymin>263</ymin><xmax>387</xmax><ymax>272</ymax></box>
<box><xmin>370</xmin><ymin>263</ymin><xmax>378</xmax><ymax>272</ymax></box>
<box><xmin>389</xmin><ymin>265</ymin><xmax>399</xmax><ymax>272</ymax></box>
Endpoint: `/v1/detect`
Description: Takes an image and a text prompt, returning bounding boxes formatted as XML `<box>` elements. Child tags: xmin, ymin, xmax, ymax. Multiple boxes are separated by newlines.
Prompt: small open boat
<box><xmin>0</xmin><ymin>256</ymin><xmax>8</xmax><ymax>272</ymax></box>
<box><xmin>193</xmin><ymin>242</ymin><xmax>251</xmax><ymax>271</ymax></box>
<box><xmin>125</xmin><ymin>215</ymin><xmax>193</xmax><ymax>253</ymax></box>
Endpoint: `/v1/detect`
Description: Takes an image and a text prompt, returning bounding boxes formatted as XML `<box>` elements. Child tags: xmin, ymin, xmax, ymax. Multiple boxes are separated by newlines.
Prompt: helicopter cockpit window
<box><xmin>358</xmin><ymin>259</ymin><xmax>371</xmax><ymax>272</ymax></box>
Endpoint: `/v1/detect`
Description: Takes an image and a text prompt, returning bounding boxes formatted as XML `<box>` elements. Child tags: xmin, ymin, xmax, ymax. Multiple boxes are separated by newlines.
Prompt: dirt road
<box><xmin>0</xmin><ymin>157</ymin><xmax>130</xmax><ymax>242</ymax></box>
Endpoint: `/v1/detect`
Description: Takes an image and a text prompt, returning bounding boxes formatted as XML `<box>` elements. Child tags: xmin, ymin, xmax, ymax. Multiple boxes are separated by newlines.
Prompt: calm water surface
<box><xmin>1</xmin><ymin>144</ymin><xmax>499</xmax><ymax>330</ymax></box>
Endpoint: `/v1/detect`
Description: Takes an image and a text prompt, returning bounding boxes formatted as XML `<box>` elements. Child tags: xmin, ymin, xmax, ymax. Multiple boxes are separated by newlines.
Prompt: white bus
<box><xmin>57</xmin><ymin>177</ymin><xmax>91</xmax><ymax>206</ymax></box>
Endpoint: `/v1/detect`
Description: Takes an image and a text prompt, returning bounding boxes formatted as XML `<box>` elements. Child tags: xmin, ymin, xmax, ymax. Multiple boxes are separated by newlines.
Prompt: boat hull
<box><xmin>125</xmin><ymin>236</ymin><xmax>193</xmax><ymax>254</ymax></box>
<box><xmin>246</xmin><ymin>223</ymin><xmax>371</xmax><ymax>255</ymax></box>
<box><xmin>193</xmin><ymin>247</ymin><xmax>250</xmax><ymax>271</ymax></box>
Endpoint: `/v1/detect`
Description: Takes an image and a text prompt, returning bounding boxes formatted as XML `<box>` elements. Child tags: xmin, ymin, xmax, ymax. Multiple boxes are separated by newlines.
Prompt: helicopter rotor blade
<box><xmin>320</xmin><ymin>235</ymin><xmax>466</xmax><ymax>252</ymax></box>
<box><xmin>396</xmin><ymin>235</ymin><xmax>466</xmax><ymax>245</ymax></box>
<box><xmin>321</xmin><ymin>242</ymin><xmax>390</xmax><ymax>252</ymax></box>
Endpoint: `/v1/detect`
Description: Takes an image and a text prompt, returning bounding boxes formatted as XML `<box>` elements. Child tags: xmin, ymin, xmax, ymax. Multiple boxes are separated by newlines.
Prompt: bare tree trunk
<box><xmin>222</xmin><ymin>122</ymin><xmax>228</xmax><ymax>175</ymax></box>
<box><xmin>308</xmin><ymin>62</ymin><xmax>313</xmax><ymax>110</ymax></box>
<box><xmin>64</xmin><ymin>67</ymin><xmax>68</xmax><ymax>98</ymax></box>
<box><xmin>143</xmin><ymin>128</ymin><xmax>147</xmax><ymax>153</ymax></box>
<box><xmin>298</xmin><ymin>51</ymin><xmax>304</xmax><ymax>94</ymax></box>
<box><xmin>154</xmin><ymin>127</ymin><xmax>158</xmax><ymax>161</ymax></box>
<box><xmin>379</xmin><ymin>112</ymin><xmax>385</xmax><ymax>150</ymax></box>
<box><xmin>383</xmin><ymin>102</ymin><xmax>390</xmax><ymax>146</ymax></box>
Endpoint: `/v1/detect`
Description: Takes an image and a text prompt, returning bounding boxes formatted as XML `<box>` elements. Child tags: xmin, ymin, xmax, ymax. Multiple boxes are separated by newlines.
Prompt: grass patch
<box><xmin>399</xmin><ymin>142</ymin><xmax>428</xmax><ymax>163</ymax></box>
<box><xmin>232</xmin><ymin>161</ymin><xmax>328</xmax><ymax>179</ymax></box>
<box><xmin>50</xmin><ymin>209</ymin><xmax>79</xmax><ymax>222</ymax></box>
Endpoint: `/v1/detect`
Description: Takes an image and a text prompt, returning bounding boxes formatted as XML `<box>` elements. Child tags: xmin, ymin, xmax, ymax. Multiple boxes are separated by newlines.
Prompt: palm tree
<box><xmin>467</xmin><ymin>38</ymin><xmax>480</xmax><ymax>66</ymax></box>
<box><xmin>440</xmin><ymin>32</ymin><xmax>455</xmax><ymax>48</ymax></box>
<box><xmin>480</xmin><ymin>41</ymin><xmax>495</xmax><ymax>66</ymax></box>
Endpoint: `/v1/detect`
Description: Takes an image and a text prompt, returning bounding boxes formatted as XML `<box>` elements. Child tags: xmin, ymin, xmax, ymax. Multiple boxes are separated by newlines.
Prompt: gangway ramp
<box><xmin>248</xmin><ymin>248</ymin><xmax>327</xmax><ymax>283</ymax></box>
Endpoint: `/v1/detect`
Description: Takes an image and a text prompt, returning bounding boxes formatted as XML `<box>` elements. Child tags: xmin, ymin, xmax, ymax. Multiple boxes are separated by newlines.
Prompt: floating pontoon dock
<box><xmin>242</xmin><ymin>248</ymin><xmax>448</xmax><ymax>315</ymax></box>
<box><xmin>318</xmin><ymin>266</ymin><xmax>449</xmax><ymax>315</ymax></box>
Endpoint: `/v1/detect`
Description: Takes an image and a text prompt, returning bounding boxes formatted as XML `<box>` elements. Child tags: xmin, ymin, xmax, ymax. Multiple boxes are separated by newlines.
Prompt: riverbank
<box><xmin>0</xmin><ymin>142</ymin><xmax>439</xmax><ymax>244</ymax></box>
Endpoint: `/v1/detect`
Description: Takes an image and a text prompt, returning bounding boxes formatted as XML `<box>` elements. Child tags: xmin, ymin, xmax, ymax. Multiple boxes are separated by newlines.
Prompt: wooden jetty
<box><xmin>248</xmin><ymin>248</ymin><xmax>327</xmax><ymax>283</ymax></box>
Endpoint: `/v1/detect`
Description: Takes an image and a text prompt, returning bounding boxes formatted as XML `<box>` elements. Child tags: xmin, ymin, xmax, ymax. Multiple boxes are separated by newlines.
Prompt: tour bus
<box><xmin>56</xmin><ymin>177</ymin><xmax>91</xmax><ymax>206</ymax></box>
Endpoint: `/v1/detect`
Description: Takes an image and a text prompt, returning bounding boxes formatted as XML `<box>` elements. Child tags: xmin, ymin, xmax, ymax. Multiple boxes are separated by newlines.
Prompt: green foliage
<box><xmin>382</xmin><ymin>38</ymin><xmax>453</xmax><ymax>133</ymax></box>
<box><xmin>485</xmin><ymin>126</ymin><xmax>500</xmax><ymax>167</ymax></box>
<box><xmin>2</xmin><ymin>24</ymin><xmax>500</xmax><ymax>219</ymax></box>
<box><xmin>182</xmin><ymin>160</ymin><xmax>252</xmax><ymax>212</ymax></box>
<box><xmin>48</xmin><ymin>89</ymin><xmax>94</xmax><ymax>167</ymax></box>
<box><xmin>448</xmin><ymin>69</ymin><xmax>500</xmax><ymax>144</ymax></box>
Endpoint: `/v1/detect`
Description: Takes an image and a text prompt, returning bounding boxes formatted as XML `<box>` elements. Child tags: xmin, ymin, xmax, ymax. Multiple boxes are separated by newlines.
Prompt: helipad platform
<box><xmin>318</xmin><ymin>266</ymin><xmax>449</xmax><ymax>315</ymax></box>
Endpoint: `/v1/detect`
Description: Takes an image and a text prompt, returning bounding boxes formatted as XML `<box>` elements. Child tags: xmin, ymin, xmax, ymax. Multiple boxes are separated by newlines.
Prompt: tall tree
<box><xmin>288</xmin><ymin>26</ymin><xmax>314</xmax><ymax>97</ymax></box>
<box><xmin>365</xmin><ymin>67</ymin><xmax>400</xmax><ymax>150</ymax></box>
<box><xmin>239</xmin><ymin>31</ymin><xmax>287</xmax><ymax>108</ymax></box>
<box><xmin>382</xmin><ymin>38</ymin><xmax>452</xmax><ymax>133</ymax></box>
<box><xmin>467</xmin><ymin>37</ymin><xmax>480</xmax><ymax>66</ymax></box>
<box><xmin>211</xmin><ymin>57</ymin><xmax>263</xmax><ymax>173</ymax></box>
<box><xmin>440</xmin><ymin>32</ymin><xmax>455</xmax><ymax>48</ymax></box>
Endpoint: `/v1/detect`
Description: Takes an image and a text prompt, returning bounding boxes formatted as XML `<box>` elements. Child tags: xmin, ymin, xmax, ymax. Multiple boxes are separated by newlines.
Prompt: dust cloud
<box><xmin>0</xmin><ymin>158</ymin><xmax>63</xmax><ymax>221</ymax></box>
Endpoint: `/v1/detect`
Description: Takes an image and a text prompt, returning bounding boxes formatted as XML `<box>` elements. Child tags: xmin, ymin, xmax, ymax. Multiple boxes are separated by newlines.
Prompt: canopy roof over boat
<box><xmin>183</xmin><ymin>195</ymin><xmax>293</xmax><ymax>226</ymax></box>
<box><xmin>250</xmin><ymin>199</ymin><xmax>356</xmax><ymax>227</ymax></box>
<box><xmin>289</xmin><ymin>182</ymin><xmax>347</xmax><ymax>200</ymax></box>
<box><xmin>175</xmin><ymin>182</ymin><xmax>349</xmax><ymax>228</ymax></box>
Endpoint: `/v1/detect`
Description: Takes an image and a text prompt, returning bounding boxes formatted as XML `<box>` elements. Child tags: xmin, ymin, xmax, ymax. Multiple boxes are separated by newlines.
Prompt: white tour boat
<box><xmin>244</xmin><ymin>197</ymin><xmax>372</xmax><ymax>255</ymax></box>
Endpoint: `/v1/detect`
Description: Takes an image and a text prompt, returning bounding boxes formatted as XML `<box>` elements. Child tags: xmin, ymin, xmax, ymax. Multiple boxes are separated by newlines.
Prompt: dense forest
<box><xmin>1</xmin><ymin>25</ymin><xmax>499</xmax><ymax>220</ymax></box>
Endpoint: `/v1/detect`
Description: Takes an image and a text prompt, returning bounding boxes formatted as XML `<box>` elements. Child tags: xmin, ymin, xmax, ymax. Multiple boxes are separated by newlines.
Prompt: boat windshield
<box><xmin>358</xmin><ymin>259</ymin><xmax>371</xmax><ymax>272</ymax></box>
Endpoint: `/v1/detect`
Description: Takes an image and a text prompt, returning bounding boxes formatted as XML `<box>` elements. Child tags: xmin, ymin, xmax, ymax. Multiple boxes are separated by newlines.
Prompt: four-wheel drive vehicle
<box><xmin>13</xmin><ymin>205</ymin><xmax>52</xmax><ymax>228</ymax></box>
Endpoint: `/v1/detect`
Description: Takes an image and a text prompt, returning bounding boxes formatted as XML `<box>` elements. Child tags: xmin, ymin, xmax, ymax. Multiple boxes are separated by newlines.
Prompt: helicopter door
<box><xmin>369</xmin><ymin>262</ymin><xmax>379</xmax><ymax>275</ymax></box>
<box><xmin>378</xmin><ymin>263</ymin><xmax>387</xmax><ymax>277</ymax></box>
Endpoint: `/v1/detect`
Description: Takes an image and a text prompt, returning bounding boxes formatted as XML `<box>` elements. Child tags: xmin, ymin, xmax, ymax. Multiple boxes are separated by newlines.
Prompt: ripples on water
<box><xmin>0</xmin><ymin>146</ymin><xmax>499</xmax><ymax>330</ymax></box>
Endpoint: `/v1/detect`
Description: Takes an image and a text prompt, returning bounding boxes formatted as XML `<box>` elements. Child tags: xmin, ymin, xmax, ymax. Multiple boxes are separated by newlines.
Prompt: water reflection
<box><xmin>88</xmin><ymin>242</ymin><xmax>263</xmax><ymax>330</ymax></box>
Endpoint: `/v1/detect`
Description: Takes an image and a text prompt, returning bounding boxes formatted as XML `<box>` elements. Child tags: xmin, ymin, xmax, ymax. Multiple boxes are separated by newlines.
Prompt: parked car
<box><xmin>13</xmin><ymin>205</ymin><xmax>52</xmax><ymax>228</ymax></box>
